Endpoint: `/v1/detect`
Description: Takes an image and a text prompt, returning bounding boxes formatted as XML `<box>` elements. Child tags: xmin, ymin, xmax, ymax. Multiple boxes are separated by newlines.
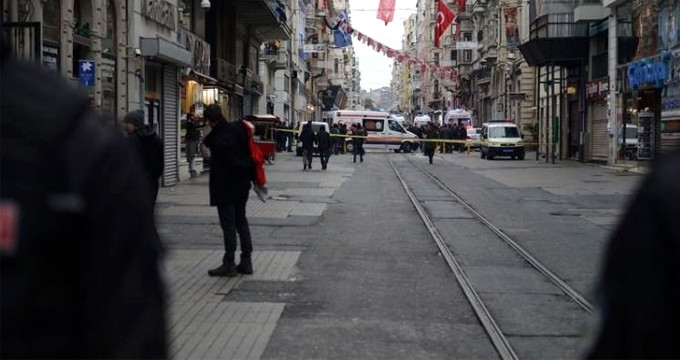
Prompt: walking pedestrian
<box><xmin>185</xmin><ymin>112</ymin><xmax>204</xmax><ymax>177</ymax></box>
<box><xmin>317</xmin><ymin>125</ymin><xmax>332</xmax><ymax>170</ymax></box>
<box><xmin>286</xmin><ymin>123</ymin><xmax>294</xmax><ymax>152</ymax></box>
<box><xmin>299</xmin><ymin>121</ymin><xmax>316</xmax><ymax>170</ymax></box>
<box><xmin>122</xmin><ymin>109</ymin><xmax>164</xmax><ymax>205</ymax></box>
<box><xmin>202</xmin><ymin>105</ymin><xmax>255</xmax><ymax>277</ymax></box>
<box><xmin>352</xmin><ymin>124</ymin><xmax>366</xmax><ymax>163</ymax></box>
<box><xmin>423</xmin><ymin>123</ymin><xmax>438</xmax><ymax>164</ymax></box>
<box><xmin>1</xmin><ymin>44</ymin><xmax>167</xmax><ymax>358</ymax></box>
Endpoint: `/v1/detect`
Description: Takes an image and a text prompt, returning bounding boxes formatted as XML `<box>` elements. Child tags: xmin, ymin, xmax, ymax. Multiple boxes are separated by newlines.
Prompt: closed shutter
<box><xmin>590</xmin><ymin>100</ymin><xmax>608</xmax><ymax>160</ymax></box>
<box><xmin>162</xmin><ymin>65</ymin><xmax>179</xmax><ymax>186</ymax></box>
<box><xmin>243</xmin><ymin>93</ymin><xmax>252</xmax><ymax>116</ymax></box>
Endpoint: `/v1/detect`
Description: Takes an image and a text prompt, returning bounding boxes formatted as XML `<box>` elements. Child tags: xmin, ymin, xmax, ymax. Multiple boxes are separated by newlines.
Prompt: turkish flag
<box><xmin>435</xmin><ymin>0</ymin><xmax>456</xmax><ymax>48</ymax></box>
<box><xmin>377</xmin><ymin>0</ymin><xmax>396</xmax><ymax>25</ymax></box>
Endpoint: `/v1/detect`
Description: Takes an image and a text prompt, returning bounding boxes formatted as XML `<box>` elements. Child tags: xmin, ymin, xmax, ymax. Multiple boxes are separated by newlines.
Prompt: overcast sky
<box><xmin>347</xmin><ymin>0</ymin><xmax>418</xmax><ymax>91</ymax></box>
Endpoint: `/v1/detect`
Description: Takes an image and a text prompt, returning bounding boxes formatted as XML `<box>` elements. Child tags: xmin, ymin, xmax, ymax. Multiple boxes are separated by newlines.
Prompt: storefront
<box><xmin>586</xmin><ymin>78</ymin><xmax>610</xmax><ymax>161</ymax></box>
<box><xmin>140</xmin><ymin>36</ymin><xmax>192</xmax><ymax>187</ymax></box>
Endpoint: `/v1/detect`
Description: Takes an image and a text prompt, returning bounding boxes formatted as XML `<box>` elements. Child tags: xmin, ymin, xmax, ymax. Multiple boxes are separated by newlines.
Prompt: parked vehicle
<box><xmin>330</xmin><ymin>110</ymin><xmax>419</xmax><ymax>153</ymax></box>
<box><xmin>295</xmin><ymin>121</ymin><xmax>329</xmax><ymax>156</ymax></box>
<box><xmin>480</xmin><ymin>121</ymin><xmax>525</xmax><ymax>160</ymax></box>
<box><xmin>467</xmin><ymin>127</ymin><xmax>481</xmax><ymax>150</ymax></box>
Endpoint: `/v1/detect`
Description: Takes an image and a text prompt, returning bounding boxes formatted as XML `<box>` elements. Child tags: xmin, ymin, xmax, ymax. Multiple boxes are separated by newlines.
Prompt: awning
<box><xmin>140</xmin><ymin>36</ymin><xmax>192</xmax><ymax>67</ymax></box>
<box><xmin>186</xmin><ymin>69</ymin><xmax>217</xmax><ymax>84</ymax></box>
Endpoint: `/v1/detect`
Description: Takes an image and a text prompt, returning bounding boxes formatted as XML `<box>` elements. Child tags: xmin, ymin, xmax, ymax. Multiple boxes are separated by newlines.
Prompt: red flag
<box><xmin>435</xmin><ymin>0</ymin><xmax>456</xmax><ymax>49</ymax></box>
<box><xmin>377</xmin><ymin>0</ymin><xmax>396</xmax><ymax>25</ymax></box>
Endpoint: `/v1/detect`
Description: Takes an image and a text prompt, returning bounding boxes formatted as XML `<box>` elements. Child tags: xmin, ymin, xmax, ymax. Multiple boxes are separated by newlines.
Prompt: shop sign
<box><xmin>303</xmin><ymin>44</ymin><xmax>325</xmax><ymax>53</ymax></box>
<box><xmin>101</xmin><ymin>57</ymin><xmax>115</xmax><ymax>80</ymax></box>
<box><xmin>142</xmin><ymin>0</ymin><xmax>176</xmax><ymax>30</ymax></box>
<box><xmin>627</xmin><ymin>59</ymin><xmax>668</xmax><ymax>89</ymax></box>
<box><xmin>586</xmin><ymin>78</ymin><xmax>609</xmax><ymax>100</ymax></box>
<box><xmin>77</xmin><ymin>60</ymin><xmax>95</xmax><ymax>87</ymax></box>
<box><xmin>42</xmin><ymin>44</ymin><xmax>58</xmax><ymax>72</ymax></box>
<box><xmin>586</xmin><ymin>81</ymin><xmax>599</xmax><ymax>99</ymax></box>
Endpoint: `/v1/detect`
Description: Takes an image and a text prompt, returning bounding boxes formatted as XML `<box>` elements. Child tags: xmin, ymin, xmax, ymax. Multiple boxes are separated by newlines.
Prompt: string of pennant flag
<box><xmin>351</xmin><ymin>28</ymin><xmax>459</xmax><ymax>81</ymax></box>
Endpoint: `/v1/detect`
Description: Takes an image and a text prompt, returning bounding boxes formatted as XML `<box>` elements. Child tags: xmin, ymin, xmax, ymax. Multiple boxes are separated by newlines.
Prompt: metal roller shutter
<box><xmin>590</xmin><ymin>100</ymin><xmax>608</xmax><ymax>160</ymax></box>
<box><xmin>243</xmin><ymin>93</ymin><xmax>252</xmax><ymax>117</ymax></box>
<box><xmin>162</xmin><ymin>65</ymin><xmax>179</xmax><ymax>186</ymax></box>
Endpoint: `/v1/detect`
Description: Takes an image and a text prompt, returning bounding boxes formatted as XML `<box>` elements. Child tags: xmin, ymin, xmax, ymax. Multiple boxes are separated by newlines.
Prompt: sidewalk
<box><xmin>156</xmin><ymin>152</ymin><xmax>355</xmax><ymax>359</ymax></box>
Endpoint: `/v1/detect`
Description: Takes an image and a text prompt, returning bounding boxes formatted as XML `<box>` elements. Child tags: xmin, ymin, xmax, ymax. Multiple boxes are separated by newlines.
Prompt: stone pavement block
<box><xmin>167</xmin><ymin>250</ymin><xmax>295</xmax><ymax>359</ymax></box>
<box><xmin>281</xmin><ymin>188</ymin><xmax>336</xmax><ymax>197</ymax></box>
<box><xmin>290</xmin><ymin>203</ymin><xmax>326</xmax><ymax>217</ymax></box>
<box><xmin>247</xmin><ymin>201</ymin><xmax>298</xmax><ymax>218</ymax></box>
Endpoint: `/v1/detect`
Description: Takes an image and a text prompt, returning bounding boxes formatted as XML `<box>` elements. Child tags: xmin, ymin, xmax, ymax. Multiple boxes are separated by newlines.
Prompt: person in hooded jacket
<box><xmin>123</xmin><ymin>110</ymin><xmax>164</xmax><ymax>205</ymax></box>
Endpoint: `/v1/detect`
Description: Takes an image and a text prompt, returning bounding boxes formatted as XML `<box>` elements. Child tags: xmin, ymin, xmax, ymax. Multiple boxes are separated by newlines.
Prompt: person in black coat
<box><xmin>587</xmin><ymin>150</ymin><xmax>680</xmax><ymax>359</ymax></box>
<box><xmin>202</xmin><ymin>106</ymin><xmax>255</xmax><ymax>277</ymax></box>
<box><xmin>299</xmin><ymin>121</ymin><xmax>316</xmax><ymax>170</ymax></box>
<box><xmin>123</xmin><ymin>110</ymin><xmax>164</xmax><ymax>206</ymax></box>
<box><xmin>1</xmin><ymin>44</ymin><xmax>167</xmax><ymax>359</ymax></box>
<box><xmin>317</xmin><ymin>126</ymin><xmax>332</xmax><ymax>170</ymax></box>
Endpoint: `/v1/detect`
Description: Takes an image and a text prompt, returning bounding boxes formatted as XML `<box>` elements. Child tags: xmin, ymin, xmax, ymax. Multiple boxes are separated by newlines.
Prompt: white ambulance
<box><xmin>330</xmin><ymin>110</ymin><xmax>419</xmax><ymax>153</ymax></box>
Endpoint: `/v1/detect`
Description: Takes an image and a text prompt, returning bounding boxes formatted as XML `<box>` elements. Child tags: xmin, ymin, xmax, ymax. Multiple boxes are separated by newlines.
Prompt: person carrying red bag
<box><xmin>242</xmin><ymin>119</ymin><xmax>268</xmax><ymax>202</ymax></box>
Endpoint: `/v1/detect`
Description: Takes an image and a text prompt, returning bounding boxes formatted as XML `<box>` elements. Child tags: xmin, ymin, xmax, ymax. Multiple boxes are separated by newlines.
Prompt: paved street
<box><xmin>156</xmin><ymin>150</ymin><xmax>644</xmax><ymax>359</ymax></box>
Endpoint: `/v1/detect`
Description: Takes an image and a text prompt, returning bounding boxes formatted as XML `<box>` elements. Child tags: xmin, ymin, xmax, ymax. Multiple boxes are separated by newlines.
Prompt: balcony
<box><xmin>574</xmin><ymin>0</ymin><xmax>609</xmax><ymax>22</ymax></box>
<box><xmin>228</xmin><ymin>0</ymin><xmax>292</xmax><ymax>41</ymax></box>
<box><xmin>519</xmin><ymin>12</ymin><xmax>589</xmax><ymax>67</ymax></box>
<box><xmin>475</xmin><ymin>67</ymin><xmax>491</xmax><ymax>85</ymax></box>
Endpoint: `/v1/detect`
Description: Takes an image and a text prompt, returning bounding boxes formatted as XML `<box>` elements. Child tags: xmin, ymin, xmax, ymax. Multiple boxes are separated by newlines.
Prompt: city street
<box><xmin>156</xmin><ymin>150</ymin><xmax>644</xmax><ymax>359</ymax></box>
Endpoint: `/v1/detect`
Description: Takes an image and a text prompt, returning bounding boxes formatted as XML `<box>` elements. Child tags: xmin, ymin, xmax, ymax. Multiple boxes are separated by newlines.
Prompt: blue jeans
<box><xmin>320</xmin><ymin>150</ymin><xmax>331</xmax><ymax>168</ymax></box>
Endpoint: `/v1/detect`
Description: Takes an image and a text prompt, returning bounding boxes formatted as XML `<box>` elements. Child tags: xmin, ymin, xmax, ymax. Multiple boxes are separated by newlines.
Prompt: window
<box><xmin>388</xmin><ymin>120</ymin><xmax>405</xmax><ymax>132</ymax></box>
<box><xmin>334</xmin><ymin>58</ymin><xmax>339</xmax><ymax>74</ymax></box>
<box><xmin>433</xmin><ymin>53</ymin><xmax>439</xmax><ymax>66</ymax></box>
<box><xmin>463</xmin><ymin>32</ymin><xmax>472</xmax><ymax>41</ymax></box>
<box><xmin>364</xmin><ymin>119</ymin><xmax>384</xmax><ymax>131</ymax></box>
<box><xmin>451</xmin><ymin>50</ymin><xmax>457</xmax><ymax>61</ymax></box>
<box><xmin>43</xmin><ymin>0</ymin><xmax>60</xmax><ymax>42</ymax></box>
<box><xmin>463</xmin><ymin>50</ymin><xmax>472</xmax><ymax>62</ymax></box>
<box><xmin>489</xmin><ymin>126</ymin><xmax>520</xmax><ymax>138</ymax></box>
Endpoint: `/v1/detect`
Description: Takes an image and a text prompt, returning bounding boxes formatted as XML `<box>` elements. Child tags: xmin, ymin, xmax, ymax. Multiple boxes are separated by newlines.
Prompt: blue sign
<box><xmin>627</xmin><ymin>59</ymin><xmax>668</xmax><ymax>89</ymax></box>
<box><xmin>78</xmin><ymin>60</ymin><xmax>95</xmax><ymax>87</ymax></box>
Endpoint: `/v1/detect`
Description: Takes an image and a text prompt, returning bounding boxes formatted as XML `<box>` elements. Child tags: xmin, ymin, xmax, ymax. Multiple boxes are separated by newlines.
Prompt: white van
<box><xmin>480</xmin><ymin>121</ymin><xmax>525</xmax><ymax>160</ymax></box>
<box><xmin>295</xmin><ymin>121</ymin><xmax>330</xmax><ymax>156</ymax></box>
<box><xmin>333</xmin><ymin>110</ymin><xmax>419</xmax><ymax>153</ymax></box>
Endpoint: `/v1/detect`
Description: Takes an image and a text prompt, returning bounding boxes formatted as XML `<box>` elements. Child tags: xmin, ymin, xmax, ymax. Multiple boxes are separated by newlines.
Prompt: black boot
<box><xmin>237</xmin><ymin>254</ymin><xmax>253</xmax><ymax>275</ymax></box>
<box><xmin>208</xmin><ymin>262</ymin><xmax>237</xmax><ymax>277</ymax></box>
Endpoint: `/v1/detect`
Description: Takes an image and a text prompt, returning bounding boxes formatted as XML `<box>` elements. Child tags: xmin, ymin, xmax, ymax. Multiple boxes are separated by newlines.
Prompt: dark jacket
<box><xmin>185</xmin><ymin>118</ymin><xmax>203</xmax><ymax>142</ymax></box>
<box><xmin>127</xmin><ymin>125</ymin><xmax>164</xmax><ymax>204</ymax></box>
<box><xmin>424</xmin><ymin>127</ymin><xmax>438</xmax><ymax>150</ymax></box>
<box><xmin>299</xmin><ymin>124</ymin><xmax>316</xmax><ymax>150</ymax></box>
<box><xmin>1</xmin><ymin>55</ymin><xmax>166</xmax><ymax>359</ymax></box>
<box><xmin>317</xmin><ymin>128</ymin><xmax>332</xmax><ymax>153</ymax></box>
<box><xmin>588</xmin><ymin>150</ymin><xmax>680</xmax><ymax>359</ymax></box>
<box><xmin>203</xmin><ymin>120</ymin><xmax>253</xmax><ymax>205</ymax></box>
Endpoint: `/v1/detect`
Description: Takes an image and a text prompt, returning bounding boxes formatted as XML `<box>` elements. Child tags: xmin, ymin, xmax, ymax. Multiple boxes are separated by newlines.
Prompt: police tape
<box><xmin>269</xmin><ymin>128</ymin><xmax>540</xmax><ymax>146</ymax></box>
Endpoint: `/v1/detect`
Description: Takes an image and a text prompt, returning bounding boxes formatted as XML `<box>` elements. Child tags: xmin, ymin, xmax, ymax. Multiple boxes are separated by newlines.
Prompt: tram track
<box><xmin>387</xmin><ymin>154</ymin><xmax>595</xmax><ymax>360</ymax></box>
